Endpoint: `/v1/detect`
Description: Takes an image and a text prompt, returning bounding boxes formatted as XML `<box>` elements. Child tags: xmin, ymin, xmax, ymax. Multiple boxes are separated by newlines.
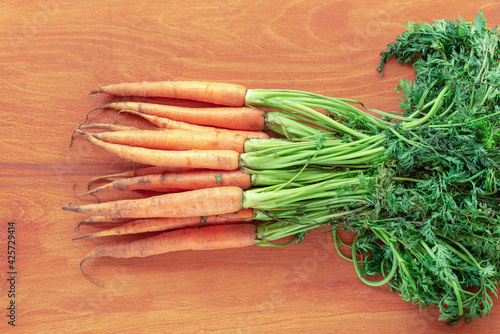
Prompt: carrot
<box><xmin>90</xmin><ymin>81</ymin><xmax>247</xmax><ymax>107</ymax></box>
<box><xmin>91</xmin><ymin>130</ymin><xmax>251</xmax><ymax>153</ymax></box>
<box><xmin>74</xmin><ymin>216</ymin><xmax>134</xmax><ymax>232</ymax></box>
<box><xmin>63</xmin><ymin>186</ymin><xmax>245</xmax><ymax>218</ymax></box>
<box><xmin>74</xmin><ymin>208</ymin><xmax>254</xmax><ymax>238</ymax></box>
<box><xmin>117</xmin><ymin>109</ymin><xmax>270</xmax><ymax>139</ymax></box>
<box><xmin>80</xmin><ymin>123</ymin><xmax>140</xmax><ymax>132</ymax></box>
<box><xmin>98</xmin><ymin>102</ymin><xmax>266</xmax><ymax>131</ymax></box>
<box><xmin>86</xmin><ymin>166</ymin><xmax>199</xmax><ymax>188</ymax></box>
<box><xmin>102</xmin><ymin>166</ymin><xmax>198</xmax><ymax>178</ymax></box>
<box><xmin>125</xmin><ymin>110</ymin><xmax>220</xmax><ymax>131</ymax></box>
<box><xmin>77</xmin><ymin>129</ymin><xmax>240</xmax><ymax>170</ymax></box>
<box><xmin>78</xmin><ymin>216</ymin><xmax>133</xmax><ymax>224</ymax></box>
<box><xmin>80</xmin><ymin>223</ymin><xmax>256</xmax><ymax>286</ymax></box>
<box><xmin>80</xmin><ymin>170</ymin><xmax>252</xmax><ymax>196</ymax></box>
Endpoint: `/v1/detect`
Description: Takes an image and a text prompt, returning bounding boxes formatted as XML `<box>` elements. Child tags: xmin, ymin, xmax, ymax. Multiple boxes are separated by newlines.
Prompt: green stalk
<box><xmin>298</xmin><ymin>194</ymin><xmax>369</xmax><ymax>209</ymax></box>
<box><xmin>415</xmin><ymin>79</ymin><xmax>438</xmax><ymax>115</ymax></box>
<box><xmin>242</xmin><ymin>138</ymin><xmax>314</xmax><ymax>152</ymax></box>
<box><xmin>351</xmin><ymin>230</ymin><xmax>399</xmax><ymax>286</ymax></box>
<box><xmin>255</xmin><ymin>221</ymin><xmax>318</xmax><ymax>243</ymax></box>
<box><xmin>365</xmin><ymin>106</ymin><xmax>417</xmax><ymax>122</ymax></box>
<box><xmin>255</xmin><ymin>204</ymin><xmax>371</xmax><ymax>245</ymax></box>
<box><xmin>288</xmin><ymin>97</ymin><xmax>389</xmax><ymax>129</ymax></box>
<box><xmin>246</xmin><ymin>89</ymin><xmax>371</xmax><ymax>139</ymax></box>
<box><xmin>385</xmin><ymin>126</ymin><xmax>429</xmax><ymax>149</ymax></box>
<box><xmin>246</xmin><ymin>167</ymin><xmax>354</xmax><ymax>186</ymax></box>
<box><xmin>373</xmin><ymin>228</ymin><xmax>418</xmax><ymax>292</ymax></box>
<box><xmin>333</xmin><ymin>229</ymin><xmax>354</xmax><ymax>262</ymax></box>
<box><xmin>275</xmin><ymin>99</ymin><xmax>369</xmax><ymax>139</ymax></box>
<box><xmin>403</xmin><ymin>85</ymin><xmax>450</xmax><ymax>129</ymax></box>
<box><xmin>264</xmin><ymin>112</ymin><xmax>329</xmax><ymax>138</ymax></box>
<box><xmin>241</xmin><ymin>135</ymin><xmax>386</xmax><ymax>170</ymax></box>
<box><xmin>436</xmin><ymin>101</ymin><xmax>455</xmax><ymax>119</ymax></box>
<box><xmin>429</xmin><ymin>110</ymin><xmax>500</xmax><ymax>128</ymax></box>
<box><xmin>242</xmin><ymin>176</ymin><xmax>369</xmax><ymax>209</ymax></box>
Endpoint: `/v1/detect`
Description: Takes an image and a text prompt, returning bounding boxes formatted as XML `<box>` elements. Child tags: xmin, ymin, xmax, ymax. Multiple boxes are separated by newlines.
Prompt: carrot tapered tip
<box><xmin>74</xmin><ymin>188</ymin><xmax>100</xmax><ymax>197</ymax></box>
<box><xmin>89</xmin><ymin>85</ymin><xmax>104</xmax><ymax>97</ymax></box>
<box><xmin>62</xmin><ymin>205</ymin><xmax>82</xmax><ymax>213</ymax></box>
<box><xmin>80</xmin><ymin>257</ymin><xmax>104</xmax><ymax>288</ymax></box>
<box><xmin>74</xmin><ymin>221</ymin><xmax>85</xmax><ymax>232</ymax></box>
<box><xmin>72</xmin><ymin>235</ymin><xmax>90</xmax><ymax>241</ymax></box>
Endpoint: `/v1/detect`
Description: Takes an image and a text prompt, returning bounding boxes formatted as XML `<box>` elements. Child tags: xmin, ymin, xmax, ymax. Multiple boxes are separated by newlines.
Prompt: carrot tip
<box><xmin>70</xmin><ymin>237</ymin><xmax>88</xmax><ymax>250</ymax></box>
<box><xmin>67</xmin><ymin>127</ymin><xmax>78</xmax><ymax>150</ymax></box>
<box><xmin>85</xmin><ymin>175</ymin><xmax>112</xmax><ymax>191</ymax></box>
<box><xmin>72</xmin><ymin>234</ymin><xmax>90</xmax><ymax>241</ymax></box>
<box><xmin>96</xmin><ymin>103</ymin><xmax>111</xmax><ymax>109</ymax></box>
<box><xmin>89</xmin><ymin>85</ymin><xmax>104</xmax><ymax>97</ymax></box>
<box><xmin>74</xmin><ymin>222</ymin><xmax>84</xmax><ymax>233</ymax></box>
<box><xmin>74</xmin><ymin>188</ymin><xmax>99</xmax><ymax>197</ymax></box>
<box><xmin>74</xmin><ymin>219</ymin><xmax>96</xmax><ymax>232</ymax></box>
<box><xmin>87</xmin><ymin>104</ymin><xmax>106</xmax><ymax>114</ymax></box>
<box><xmin>62</xmin><ymin>205</ymin><xmax>82</xmax><ymax>213</ymax></box>
<box><xmin>80</xmin><ymin>257</ymin><xmax>104</xmax><ymax>288</ymax></box>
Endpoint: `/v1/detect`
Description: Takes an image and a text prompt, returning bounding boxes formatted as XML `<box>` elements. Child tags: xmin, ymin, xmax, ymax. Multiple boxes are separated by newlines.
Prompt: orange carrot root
<box><xmin>78</xmin><ymin>216</ymin><xmax>134</xmax><ymax>224</ymax></box>
<box><xmin>80</xmin><ymin>170</ymin><xmax>252</xmax><ymax>196</ymax></box>
<box><xmin>76</xmin><ymin>129</ymin><xmax>240</xmax><ymax>170</ymax></box>
<box><xmin>74</xmin><ymin>216</ymin><xmax>133</xmax><ymax>232</ymax></box>
<box><xmin>80</xmin><ymin>223</ymin><xmax>257</xmax><ymax>286</ymax></box>
<box><xmin>63</xmin><ymin>186</ymin><xmax>245</xmax><ymax>218</ymax></box>
<box><xmin>91</xmin><ymin>130</ymin><xmax>250</xmax><ymax>153</ymax></box>
<box><xmin>123</xmin><ymin>110</ymin><xmax>221</xmax><ymax>131</ymax></box>
<box><xmin>85</xmin><ymin>166</ymin><xmax>200</xmax><ymax>188</ymax></box>
<box><xmin>110</xmin><ymin>166</ymin><xmax>200</xmax><ymax>177</ymax></box>
<box><xmin>74</xmin><ymin>208</ymin><xmax>255</xmax><ymax>238</ymax></box>
<box><xmin>80</xmin><ymin>123</ymin><xmax>140</xmax><ymax>132</ymax></box>
<box><xmin>116</xmin><ymin>109</ymin><xmax>270</xmax><ymax>139</ymax></box>
<box><xmin>99</xmin><ymin>102</ymin><xmax>265</xmax><ymax>131</ymax></box>
<box><xmin>90</xmin><ymin>81</ymin><xmax>247</xmax><ymax>107</ymax></box>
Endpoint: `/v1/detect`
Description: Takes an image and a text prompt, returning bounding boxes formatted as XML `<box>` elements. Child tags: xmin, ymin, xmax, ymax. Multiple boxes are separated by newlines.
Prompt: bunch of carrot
<box><xmin>66</xmin><ymin>80</ymin><xmax>377</xmax><ymax>286</ymax></box>
<box><xmin>64</xmin><ymin>79</ymin><xmax>445</xmax><ymax>287</ymax></box>
<box><xmin>63</xmin><ymin>78</ymin><xmax>499</xmax><ymax>325</ymax></box>
<box><xmin>65</xmin><ymin>80</ymin><xmax>440</xmax><ymax>287</ymax></box>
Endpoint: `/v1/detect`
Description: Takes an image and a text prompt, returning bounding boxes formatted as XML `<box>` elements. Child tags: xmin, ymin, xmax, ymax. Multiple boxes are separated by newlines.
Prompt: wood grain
<box><xmin>1</xmin><ymin>0</ymin><xmax>499</xmax><ymax>333</ymax></box>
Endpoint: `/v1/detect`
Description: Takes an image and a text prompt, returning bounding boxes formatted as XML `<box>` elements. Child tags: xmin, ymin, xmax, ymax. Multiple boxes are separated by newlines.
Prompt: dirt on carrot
<box><xmin>74</xmin><ymin>208</ymin><xmax>254</xmax><ymax>238</ymax></box>
<box><xmin>80</xmin><ymin>170</ymin><xmax>253</xmax><ymax>196</ymax></box>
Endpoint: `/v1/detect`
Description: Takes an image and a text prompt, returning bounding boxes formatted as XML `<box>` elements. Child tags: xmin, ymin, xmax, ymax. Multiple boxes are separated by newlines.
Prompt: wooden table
<box><xmin>1</xmin><ymin>1</ymin><xmax>499</xmax><ymax>333</ymax></box>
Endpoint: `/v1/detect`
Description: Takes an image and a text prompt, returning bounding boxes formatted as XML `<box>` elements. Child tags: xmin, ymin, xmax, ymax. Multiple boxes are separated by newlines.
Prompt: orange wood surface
<box><xmin>1</xmin><ymin>1</ymin><xmax>499</xmax><ymax>333</ymax></box>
